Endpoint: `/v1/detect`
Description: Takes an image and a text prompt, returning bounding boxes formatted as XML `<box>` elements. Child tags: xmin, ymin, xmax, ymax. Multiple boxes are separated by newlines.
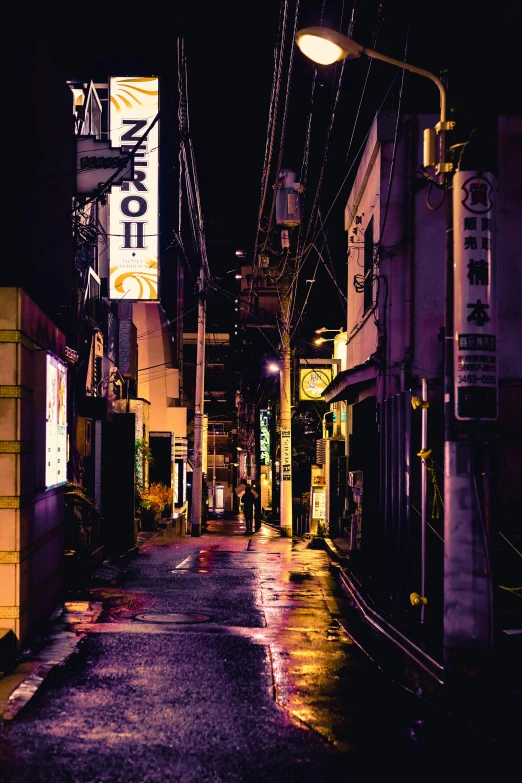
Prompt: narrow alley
<box><xmin>1</xmin><ymin>517</ymin><xmax>516</xmax><ymax>782</ymax></box>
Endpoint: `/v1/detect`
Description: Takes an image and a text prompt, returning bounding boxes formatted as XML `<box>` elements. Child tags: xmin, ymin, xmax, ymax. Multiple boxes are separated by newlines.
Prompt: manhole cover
<box><xmin>134</xmin><ymin>613</ymin><xmax>211</xmax><ymax>624</ymax></box>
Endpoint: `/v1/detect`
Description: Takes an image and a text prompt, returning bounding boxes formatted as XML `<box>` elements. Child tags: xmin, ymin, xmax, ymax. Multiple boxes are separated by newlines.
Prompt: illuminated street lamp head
<box><xmin>314</xmin><ymin>336</ymin><xmax>338</xmax><ymax>345</ymax></box>
<box><xmin>295</xmin><ymin>26</ymin><xmax>363</xmax><ymax>65</ymax></box>
<box><xmin>315</xmin><ymin>326</ymin><xmax>343</xmax><ymax>334</ymax></box>
<box><xmin>268</xmin><ymin>362</ymin><xmax>280</xmax><ymax>373</ymax></box>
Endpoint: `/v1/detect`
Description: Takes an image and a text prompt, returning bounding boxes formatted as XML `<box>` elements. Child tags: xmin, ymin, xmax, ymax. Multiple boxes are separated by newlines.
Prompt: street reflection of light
<box><xmin>197</xmin><ymin>569</ymin><xmax>209</xmax><ymax>573</ymax></box>
<box><xmin>289</xmin><ymin>664</ymin><xmax>321</xmax><ymax>675</ymax></box>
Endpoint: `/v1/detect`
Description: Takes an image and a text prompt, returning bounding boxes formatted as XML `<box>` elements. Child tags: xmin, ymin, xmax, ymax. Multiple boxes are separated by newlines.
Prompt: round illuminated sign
<box><xmin>300</xmin><ymin>369</ymin><xmax>331</xmax><ymax>400</ymax></box>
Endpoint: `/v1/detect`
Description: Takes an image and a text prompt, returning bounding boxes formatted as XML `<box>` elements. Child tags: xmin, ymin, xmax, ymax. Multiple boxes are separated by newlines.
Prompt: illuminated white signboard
<box><xmin>202</xmin><ymin>415</ymin><xmax>208</xmax><ymax>474</ymax></box>
<box><xmin>281</xmin><ymin>429</ymin><xmax>291</xmax><ymax>482</ymax></box>
<box><xmin>46</xmin><ymin>353</ymin><xmax>67</xmax><ymax>489</ymax></box>
<box><xmin>260</xmin><ymin>409</ymin><xmax>270</xmax><ymax>465</ymax></box>
<box><xmin>109</xmin><ymin>77</ymin><xmax>159</xmax><ymax>300</ymax></box>
<box><xmin>453</xmin><ymin>171</ymin><xmax>498</xmax><ymax>420</ymax></box>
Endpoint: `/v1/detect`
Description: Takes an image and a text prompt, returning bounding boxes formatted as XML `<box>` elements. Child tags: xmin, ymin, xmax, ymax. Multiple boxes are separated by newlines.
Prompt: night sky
<box><xmin>19</xmin><ymin>1</ymin><xmax>520</xmax><ymax>344</ymax></box>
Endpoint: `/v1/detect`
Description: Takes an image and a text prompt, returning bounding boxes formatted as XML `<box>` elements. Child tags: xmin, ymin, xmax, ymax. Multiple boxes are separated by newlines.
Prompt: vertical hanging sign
<box><xmin>202</xmin><ymin>415</ymin><xmax>208</xmax><ymax>475</ymax></box>
<box><xmin>260</xmin><ymin>409</ymin><xmax>270</xmax><ymax>466</ymax></box>
<box><xmin>453</xmin><ymin>171</ymin><xmax>498</xmax><ymax>420</ymax></box>
<box><xmin>281</xmin><ymin>429</ymin><xmax>292</xmax><ymax>481</ymax></box>
<box><xmin>109</xmin><ymin>77</ymin><xmax>159</xmax><ymax>300</ymax></box>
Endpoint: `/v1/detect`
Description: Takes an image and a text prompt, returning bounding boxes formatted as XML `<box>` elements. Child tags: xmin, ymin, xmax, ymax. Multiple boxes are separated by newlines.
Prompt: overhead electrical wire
<box><xmin>178</xmin><ymin>37</ymin><xmax>211</xmax><ymax>287</ymax></box>
<box><xmin>253</xmin><ymin>0</ymin><xmax>289</xmax><ymax>264</ymax></box>
<box><xmin>296</xmin><ymin>5</ymin><xmax>357</xmax><ymax>262</ymax></box>
<box><xmin>288</xmin><ymin>255</ymin><xmax>321</xmax><ymax>338</ymax></box>
<box><xmin>260</xmin><ymin>0</ymin><xmax>301</xmax><ymax>254</ymax></box>
<box><xmin>137</xmin><ymin>303</ymin><xmax>199</xmax><ymax>340</ymax></box>
<box><xmin>306</xmin><ymin>68</ymin><xmax>401</xmax><ymax>255</ymax></box>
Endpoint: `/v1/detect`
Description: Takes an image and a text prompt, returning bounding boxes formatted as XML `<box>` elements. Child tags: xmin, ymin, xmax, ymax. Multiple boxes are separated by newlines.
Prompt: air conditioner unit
<box><xmin>76</xmin><ymin>417</ymin><xmax>93</xmax><ymax>457</ymax></box>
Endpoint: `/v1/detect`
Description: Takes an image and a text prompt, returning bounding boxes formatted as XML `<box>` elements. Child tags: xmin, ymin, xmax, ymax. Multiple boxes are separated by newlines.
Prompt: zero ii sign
<box><xmin>109</xmin><ymin>77</ymin><xmax>159</xmax><ymax>300</ymax></box>
<box><xmin>453</xmin><ymin>171</ymin><xmax>498</xmax><ymax>420</ymax></box>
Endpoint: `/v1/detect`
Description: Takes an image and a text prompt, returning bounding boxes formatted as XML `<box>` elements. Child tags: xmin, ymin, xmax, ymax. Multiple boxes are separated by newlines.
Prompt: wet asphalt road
<box><xmin>0</xmin><ymin>518</ymin><xmax>517</xmax><ymax>782</ymax></box>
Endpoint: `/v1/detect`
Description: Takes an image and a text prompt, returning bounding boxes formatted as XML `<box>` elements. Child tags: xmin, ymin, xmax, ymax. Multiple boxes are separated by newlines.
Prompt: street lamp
<box><xmin>314</xmin><ymin>326</ymin><xmax>343</xmax><ymax>334</ymax></box>
<box><xmin>295</xmin><ymin>26</ymin><xmax>454</xmax><ymax>181</ymax></box>
<box><xmin>297</xmin><ymin>25</ymin><xmax>497</xmax><ymax>685</ymax></box>
<box><xmin>297</xmin><ymin>21</ymin><xmax>451</xmax><ymax>613</ymax></box>
<box><xmin>313</xmin><ymin>337</ymin><xmax>338</xmax><ymax>345</ymax></box>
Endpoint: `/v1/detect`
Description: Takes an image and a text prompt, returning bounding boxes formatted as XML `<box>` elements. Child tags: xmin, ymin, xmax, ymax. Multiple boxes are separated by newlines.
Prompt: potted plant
<box><xmin>137</xmin><ymin>482</ymin><xmax>173</xmax><ymax>531</ymax></box>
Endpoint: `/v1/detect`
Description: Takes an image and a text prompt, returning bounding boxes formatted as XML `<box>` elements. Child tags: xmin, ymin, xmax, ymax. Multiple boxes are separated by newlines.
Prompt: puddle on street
<box><xmin>288</xmin><ymin>572</ymin><xmax>313</xmax><ymax>583</ymax></box>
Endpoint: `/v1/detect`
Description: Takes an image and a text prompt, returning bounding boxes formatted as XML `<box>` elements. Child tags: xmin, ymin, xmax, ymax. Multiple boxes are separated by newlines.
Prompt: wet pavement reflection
<box><xmin>0</xmin><ymin>515</ymin><xmax>515</xmax><ymax>781</ymax></box>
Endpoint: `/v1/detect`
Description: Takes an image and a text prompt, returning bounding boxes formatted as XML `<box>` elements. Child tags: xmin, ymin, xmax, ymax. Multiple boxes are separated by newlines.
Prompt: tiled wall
<box><xmin>0</xmin><ymin>289</ymin><xmax>66</xmax><ymax>648</ymax></box>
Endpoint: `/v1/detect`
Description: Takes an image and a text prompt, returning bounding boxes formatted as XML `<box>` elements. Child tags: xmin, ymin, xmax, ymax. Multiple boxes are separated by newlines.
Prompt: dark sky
<box><xmin>20</xmin><ymin>1</ymin><xmax>521</xmax><ymax>342</ymax></box>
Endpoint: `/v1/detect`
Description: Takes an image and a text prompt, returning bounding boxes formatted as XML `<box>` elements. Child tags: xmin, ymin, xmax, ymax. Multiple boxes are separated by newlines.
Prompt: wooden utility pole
<box><xmin>279</xmin><ymin>270</ymin><xmax>293</xmax><ymax>537</ymax></box>
<box><xmin>190</xmin><ymin>269</ymin><xmax>206</xmax><ymax>536</ymax></box>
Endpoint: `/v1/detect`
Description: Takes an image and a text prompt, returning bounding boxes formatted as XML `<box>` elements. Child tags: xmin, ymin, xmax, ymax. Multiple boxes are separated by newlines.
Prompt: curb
<box><xmin>0</xmin><ymin>601</ymin><xmax>103</xmax><ymax>721</ymax></box>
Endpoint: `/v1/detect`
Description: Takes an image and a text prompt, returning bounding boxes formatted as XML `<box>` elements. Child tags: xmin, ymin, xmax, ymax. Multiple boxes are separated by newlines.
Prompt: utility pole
<box><xmin>212</xmin><ymin>425</ymin><xmax>216</xmax><ymax>511</ymax></box>
<box><xmin>275</xmin><ymin>170</ymin><xmax>302</xmax><ymax>538</ymax></box>
<box><xmin>191</xmin><ymin>268</ymin><xmax>206</xmax><ymax>536</ymax></box>
<box><xmin>177</xmin><ymin>37</ymin><xmax>210</xmax><ymax>538</ymax></box>
<box><xmin>279</xmin><ymin>269</ymin><xmax>293</xmax><ymax>537</ymax></box>
<box><xmin>443</xmin><ymin>111</ymin><xmax>498</xmax><ymax>689</ymax></box>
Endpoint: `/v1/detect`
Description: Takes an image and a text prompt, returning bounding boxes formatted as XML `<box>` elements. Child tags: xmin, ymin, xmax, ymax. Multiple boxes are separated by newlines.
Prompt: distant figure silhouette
<box><xmin>242</xmin><ymin>484</ymin><xmax>256</xmax><ymax>534</ymax></box>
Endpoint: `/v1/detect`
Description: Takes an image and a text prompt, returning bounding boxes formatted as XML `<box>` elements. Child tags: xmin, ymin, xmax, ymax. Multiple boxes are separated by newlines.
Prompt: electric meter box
<box><xmin>276</xmin><ymin>169</ymin><xmax>302</xmax><ymax>227</ymax></box>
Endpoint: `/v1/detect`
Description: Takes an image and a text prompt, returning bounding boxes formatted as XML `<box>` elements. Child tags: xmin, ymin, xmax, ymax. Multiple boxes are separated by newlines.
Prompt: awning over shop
<box><xmin>323</xmin><ymin>357</ymin><xmax>377</xmax><ymax>403</ymax></box>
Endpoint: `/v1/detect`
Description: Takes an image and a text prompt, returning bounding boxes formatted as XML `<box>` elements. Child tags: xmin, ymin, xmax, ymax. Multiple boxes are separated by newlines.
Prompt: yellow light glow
<box><xmin>296</xmin><ymin>34</ymin><xmax>344</xmax><ymax>65</ymax></box>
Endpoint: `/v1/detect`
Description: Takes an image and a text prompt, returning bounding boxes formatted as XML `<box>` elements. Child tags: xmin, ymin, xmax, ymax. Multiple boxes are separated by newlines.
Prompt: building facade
<box><xmin>323</xmin><ymin>111</ymin><xmax>522</xmax><ymax>656</ymax></box>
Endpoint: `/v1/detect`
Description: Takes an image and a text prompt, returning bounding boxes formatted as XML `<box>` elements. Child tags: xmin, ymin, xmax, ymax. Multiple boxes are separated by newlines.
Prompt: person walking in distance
<box><xmin>241</xmin><ymin>484</ymin><xmax>256</xmax><ymax>534</ymax></box>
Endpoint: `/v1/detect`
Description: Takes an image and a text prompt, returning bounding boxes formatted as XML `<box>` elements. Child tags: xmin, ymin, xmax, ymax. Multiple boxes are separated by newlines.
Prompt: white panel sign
<box><xmin>202</xmin><ymin>415</ymin><xmax>208</xmax><ymax>475</ymax></box>
<box><xmin>46</xmin><ymin>353</ymin><xmax>67</xmax><ymax>489</ymax></box>
<box><xmin>281</xmin><ymin>429</ymin><xmax>291</xmax><ymax>481</ymax></box>
<box><xmin>109</xmin><ymin>77</ymin><xmax>159</xmax><ymax>300</ymax></box>
<box><xmin>453</xmin><ymin>171</ymin><xmax>497</xmax><ymax>420</ymax></box>
<box><xmin>312</xmin><ymin>489</ymin><xmax>326</xmax><ymax>519</ymax></box>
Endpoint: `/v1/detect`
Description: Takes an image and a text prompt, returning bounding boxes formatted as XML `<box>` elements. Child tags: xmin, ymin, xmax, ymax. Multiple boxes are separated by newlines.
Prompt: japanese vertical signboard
<box><xmin>281</xmin><ymin>429</ymin><xmax>291</xmax><ymax>481</ymax></box>
<box><xmin>202</xmin><ymin>415</ymin><xmax>208</xmax><ymax>474</ymax></box>
<box><xmin>109</xmin><ymin>77</ymin><xmax>159</xmax><ymax>300</ymax></box>
<box><xmin>453</xmin><ymin>171</ymin><xmax>497</xmax><ymax>420</ymax></box>
<box><xmin>260</xmin><ymin>409</ymin><xmax>270</xmax><ymax>466</ymax></box>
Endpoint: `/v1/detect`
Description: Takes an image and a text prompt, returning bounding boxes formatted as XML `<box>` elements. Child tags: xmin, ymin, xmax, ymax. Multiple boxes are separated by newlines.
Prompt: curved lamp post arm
<box><xmin>296</xmin><ymin>26</ymin><xmax>454</xmax><ymax>179</ymax></box>
<box><xmin>359</xmin><ymin>44</ymin><xmax>447</xmax><ymax>125</ymax></box>
<box><xmin>296</xmin><ymin>26</ymin><xmax>447</xmax><ymax>123</ymax></box>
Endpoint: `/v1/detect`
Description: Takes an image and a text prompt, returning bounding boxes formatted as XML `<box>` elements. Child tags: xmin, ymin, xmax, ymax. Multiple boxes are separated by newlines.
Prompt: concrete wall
<box><xmin>344</xmin><ymin>113</ymin><xmax>446</xmax><ymax>399</ymax></box>
<box><xmin>0</xmin><ymin>289</ymin><xmax>66</xmax><ymax>648</ymax></box>
<box><xmin>342</xmin><ymin>111</ymin><xmax>522</xmax><ymax>536</ymax></box>
<box><xmin>133</xmin><ymin>303</ymin><xmax>187</xmax><ymax>439</ymax></box>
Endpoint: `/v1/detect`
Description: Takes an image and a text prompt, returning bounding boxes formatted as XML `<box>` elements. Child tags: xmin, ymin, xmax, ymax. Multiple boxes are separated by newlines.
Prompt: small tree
<box><xmin>134</xmin><ymin>438</ymin><xmax>153</xmax><ymax>494</ymax></box>
<box><xmin>139</xmin><ymin>482</ymin><xmax>173</xmax><ymax>528</ymax></box>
